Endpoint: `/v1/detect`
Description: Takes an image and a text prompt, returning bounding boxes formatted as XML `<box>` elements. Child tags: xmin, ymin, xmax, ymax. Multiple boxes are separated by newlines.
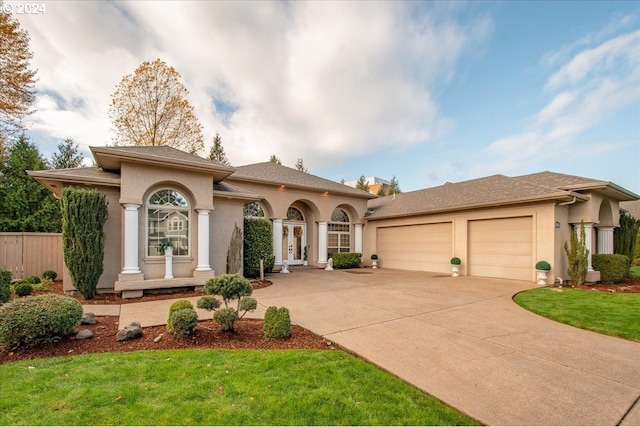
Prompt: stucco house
<box><xmin>29</xmin><ymin>146</ymin><xmax>638</xmax><ymax>297</ymax></box>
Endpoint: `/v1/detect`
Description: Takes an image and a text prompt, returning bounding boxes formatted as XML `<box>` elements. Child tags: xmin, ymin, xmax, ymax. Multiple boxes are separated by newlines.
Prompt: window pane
<box><xmin>328</xmin><ymin>234</ymin><xmax>339</xmax><ymax>246</ymax></box>
<box><xmin>148</xmin><ymin>208</ymin><xmax>189</xmax><ymax>256</ymax></box>
<box><xmin>287</xmin><ymin>207</ymin><xmax>304</xmax><ymax>221</ymax></box>
<box><xmin>331</xmin><ymin>208</ymin><xmax>349</xmax><ymax>222</ymax></box>
<box><xmin>243</xmin><ymin>202</ymin><xmax>265</xmax><ymax>218</ymax></box>
<box><xmin>149</xmin><ymin>190</ymin><xmax>188</xmax><ymax>207</ymax></box>
<box><xmin>340</xmin><ymin>234</ymin><xmax>350</xmax><ymax>247</ymax></box>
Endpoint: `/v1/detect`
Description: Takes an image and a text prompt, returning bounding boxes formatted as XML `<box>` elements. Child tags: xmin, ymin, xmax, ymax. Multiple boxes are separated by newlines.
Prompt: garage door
<box><xmin>377</xmin><ymin>222</ymin><xmax>452</xmax><ymax>273</ymax></box>
<box><xmin>468</xmin><ymin>217</ymin><xmax>533</xmax><ymax>280</ymax></box>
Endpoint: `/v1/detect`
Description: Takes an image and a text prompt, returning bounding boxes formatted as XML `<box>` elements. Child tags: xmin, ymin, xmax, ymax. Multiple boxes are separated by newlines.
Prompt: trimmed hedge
<box><xmin>264</xmin><ymin>306</ymin><xmax>291</xmax><ymax>339</ymax></box>
<box><xmin>14</xmin><ymin>282</ymin><xmax>33</xmax><ymax>297</ymax></box>
<box><xmin>0</xmin><ymin>270</ymin><xmax>11</xmax><ymax>305</ymax></box>
<box><xmin>166</xmin><ymin>300</ymin><xmax>194</xmax><ymax>333</ymax></box>
<box><xmin>0</xmin><ymin>294</ymin><xmax>83</xmax><ymax>348</ymax></box>
<box><xmin>332</xmin><ymin>252</ymin><xmax>362</xmax><ymax>269</ymax></box>
<box><xmin>592</xmin><ymin>254</ymin><xmax>630</xmax><ymax>284</ymax></box>
<box><xmin>243</xmin><ymin>218</ymin><xmax>275</xmax><ymax>278</ymax></box>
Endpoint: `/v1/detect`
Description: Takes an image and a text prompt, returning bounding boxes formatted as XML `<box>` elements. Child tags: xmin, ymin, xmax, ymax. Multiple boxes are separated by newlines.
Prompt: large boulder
<box><xmin>116</xmin><ymin>321</ymin><xmax>142</xmax><ymax>342</ymax></box>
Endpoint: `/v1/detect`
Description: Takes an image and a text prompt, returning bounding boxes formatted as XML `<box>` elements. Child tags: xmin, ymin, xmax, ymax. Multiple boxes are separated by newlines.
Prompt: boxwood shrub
<box><xmin>167</xmin><ymin>308</ymin><xmax>198</xmax><ymax>337</ymax></box>
<box><xmin>0</xmin><ymin>270</ymin><xmax>11</xmax><ymax>305</ymax></box>
<box><xmin>14</xmin><ymin>282</ymin><xmax>33</xmax><ymax>297</ymax></box>
<box><xmin>264</xmin><ymin>306</ymin><xmax>291</xmax><ymax>339</ymax></box>
<box><xmin>332</xmin><ymin>252</ymin><xmax>362</xmax><ymax>269</ymax></box>
<box><xmin>592</xmin><ymin>254</ymin><xmax>630</xmax><ymax>284</ymax></box>
<box><xmin>166</xmin><ymin>300</ymin><xmax>194</xmax><ymax>333</ymax></box>
<box><xmin>243</xmin><ymin>218</ymin><xmax>275</xmax><ymax>277</ymax></box>
<box><xmin>42</xmin><ymin>270</ymin><xmax>58</xmax><ymax>281</ymax></box>
<box><xmin>0</xmin><ymin>294</ymin><xmax>83</xmax><ymax>348</ymax></box>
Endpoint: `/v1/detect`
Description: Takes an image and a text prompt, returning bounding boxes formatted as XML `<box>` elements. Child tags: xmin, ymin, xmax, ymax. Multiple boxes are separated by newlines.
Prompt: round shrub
<box><xmin>264</xmin><ymin>306</ymin><xmax>291</xmax><ymax>339</ymax></box>
<box><xmin>25</xmin><ymin>276</ymin><xmax>41</xmax><ymax>284</ymax></box>
<box><xmin>535</xmin><ymin>261</ymin><xmax>551</xmax><ymax>271</ymax></box>
<box><xmin>42</xmin><ymin>270</ymin><xmax>58</xmax><ymax>281</ymax></box>
<box><xmin>451</xmin><ymin>257</ymin><xmax>461</xmax><ymax>265</ymax></box>
<box><xmin>167</xmin><ymin>308</ymin><xmax>198</xmax><ymax>337</ymax></box>
<box><xmin>592</xmin><ymin>254</ymin><xmax>630</xmax><ymax>284</ymax></box>
<box><xmin>166</xmin><ymin>300</ymin><xmax>194</xmax><ymax>331</ymax></box>
<box><xmin>213</xmin><ymin>307</ymin><xmax>238</xmax><ymax>331</ymax></box>
<box><xmin>14</xmin><ymin>282</ymin><xmax>33</xmax><ymax>297</ymax></box>
<box><xmin>0</xmin><ymin>294</ymin><xmax>83</xmax><ymax>349</ymax></box>
<box><xmin>31</xmin><ymin>278</ymin><xmax>52</xmax><ymax>292</ymax></box>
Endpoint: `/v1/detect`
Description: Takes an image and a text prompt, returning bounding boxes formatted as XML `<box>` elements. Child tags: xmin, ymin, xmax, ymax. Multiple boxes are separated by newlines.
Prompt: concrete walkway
<box><xmin>96</xmin><ymin>268</ymin><xmax>640</xmax><ymax>426</ymax></box>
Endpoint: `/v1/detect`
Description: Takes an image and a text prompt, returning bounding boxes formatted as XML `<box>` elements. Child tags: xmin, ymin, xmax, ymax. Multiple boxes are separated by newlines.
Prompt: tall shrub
<box><xmin>226</xmin><ymin>223</ymin><xmax>242</xmax><ymax>274</ymax></box>
<box><xmin>243</xmin><ymin>218</ymin><xmax>275</xmax><ymax>277</ymax></box>
<box><xmin>564</xmin><ymin>221</ymin><xmax>589</xmax><ymax>286</ymax></box>
<box><xmin>0</xmin><ymin>269</ymin><xmax>11</xmax><ymax>304</ymax></box>
<box><xmin>614</xmin><ymin>212</ymin><xmax>640</xmax><ymax>267</ymax></box>
<box><xmin>62</xmin><ymin>187</ymin><xmax>108</xmax><ymax>299</ymax></box>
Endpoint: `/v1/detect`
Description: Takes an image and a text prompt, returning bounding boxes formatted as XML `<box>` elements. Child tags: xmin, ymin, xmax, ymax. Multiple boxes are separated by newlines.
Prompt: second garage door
<box><xmin>468</xmin><ymin>216</ymin><xmax>533</xmax><ymax>281</ymax></box>
<box><xmin>377</xmin><ymin>222</ymin><xmax>452</xmax><ymax>273</ymax></box>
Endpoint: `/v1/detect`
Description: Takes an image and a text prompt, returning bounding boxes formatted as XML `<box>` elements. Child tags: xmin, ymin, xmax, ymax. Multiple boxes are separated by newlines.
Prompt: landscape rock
<box><xmin>75</xmin><ymin>329</ymin><xmax>94</xmax><ymax>340</ymax></box>
<box><xmin>154</xmin><ymin>334</ymin><xmax>163</xmax><ymax>343</ymax></box>
<box><xmin>116</xmin><ymin>321</ymin><xmax>143</xmax><ymax>342</ymax></box>
<box><xmin>81</xmin><ymin>312</ymin><xmax>97</xmax><ymax>325</ymax></box>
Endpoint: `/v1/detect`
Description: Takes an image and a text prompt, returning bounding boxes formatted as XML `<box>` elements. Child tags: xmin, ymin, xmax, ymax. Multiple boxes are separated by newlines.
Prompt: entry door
<box><xmin>282</xmin><ymin>223</ymin><xmax>306</xmax><ymax>266</ymax></box>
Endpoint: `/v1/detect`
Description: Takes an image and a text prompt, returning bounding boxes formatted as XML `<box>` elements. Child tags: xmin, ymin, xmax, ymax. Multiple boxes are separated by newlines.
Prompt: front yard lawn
<box><xmin>0</xmin><ymin>349</ymin><xmax>479</xmax><ymax>426</ymax></box>
<box><xmin>514</xmin><ymin>287</ymin><xmax>640</xmax><ymax>341</ymax></box>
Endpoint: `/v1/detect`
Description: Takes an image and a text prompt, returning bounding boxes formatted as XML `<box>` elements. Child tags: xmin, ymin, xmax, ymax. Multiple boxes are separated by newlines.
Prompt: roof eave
<box><xmin>227</xmin><ymin>175</ymin><xmax>377</xmax><ymax>199</ymax></box>
<box><xmin>27</xmin><ymin>170</ymin><xmax>121</xmax><ymax>197</ymax></box>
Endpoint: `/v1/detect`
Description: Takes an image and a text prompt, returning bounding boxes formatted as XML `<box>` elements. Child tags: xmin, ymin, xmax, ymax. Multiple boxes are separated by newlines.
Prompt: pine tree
<box><xmin>356</xmin><ymin>175</ymin><xmax>370</xmax><ymax>192</ymax></box>
<box><xmin>295</xmin><ymin>158</ymin><xmax>308</xmax><ymax>173</ymax></box>
<box><xmin>614</xmin><ymin>212</ymin><xmax>640</xmax><ymax>263</ymax></box>
<box><xmin>389</xmin><ymin>175</ymin><xmax>401</xmax><ymax>195</ymax></box>
<box><xmin>50</xmin><ymin>138</ymin><xmax>84</xmax><ymax>169</ymax></box>
<box><xmin>0</xmin><ymin>135</ymin><xmax>61</xmax><ymax>232</ymax></box>
<box><xmin>269</xmin><ymin>154</ymin><xmax>282</xmax><ymax>165</ymax></box>
<box><xmin>62</xmin><ymin>187</ymin><xmax>108</xmax><ymax>300</ymax></box>
<box><xmin>376</xmin><ymin>186</ymin><xmax>386</xmax><ymax>196</ymax></box>
<box><xmin>208</xmin><ymin>133</ymin><xmax>230</xmax><ymax>165</ymax></box>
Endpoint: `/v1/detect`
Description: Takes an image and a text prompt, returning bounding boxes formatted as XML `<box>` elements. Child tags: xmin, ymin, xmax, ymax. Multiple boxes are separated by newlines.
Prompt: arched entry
<box><xmin>283</xmin><ymin>207</ymin><xmax>306</xmax><ymax>265</ymax></box>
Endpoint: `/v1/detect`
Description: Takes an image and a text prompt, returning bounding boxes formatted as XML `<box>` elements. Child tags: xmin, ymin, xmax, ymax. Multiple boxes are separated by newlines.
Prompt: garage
<box><xmin>468</xmin><ymin>216</ymin><xmax>533</xmax><ymax>281</ymax></box>
<box><xmin>377</xmin><ymin>222</ymin><xmax>452</xmax><ymax>273</ymax></box>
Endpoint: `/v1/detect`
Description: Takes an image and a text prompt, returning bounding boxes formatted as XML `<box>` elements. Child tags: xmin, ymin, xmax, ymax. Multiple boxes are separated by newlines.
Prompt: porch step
<box><xmin>115</xmin><ymin>271</ymin><xmax>215</xmax><ymax>299</ymax></box>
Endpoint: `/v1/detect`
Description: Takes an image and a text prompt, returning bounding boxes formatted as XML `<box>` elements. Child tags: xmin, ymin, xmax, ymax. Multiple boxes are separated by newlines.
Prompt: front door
<box><xmin>282</xmin><ymin>223</ymin><xmax>306</xmax><ymax>266</ymax></box>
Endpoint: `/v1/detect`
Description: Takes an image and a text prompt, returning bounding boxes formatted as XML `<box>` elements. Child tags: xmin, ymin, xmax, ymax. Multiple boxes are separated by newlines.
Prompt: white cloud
<box><xmin>15</xmin><ymin>1</ymin><xmax>490</xmax><ymax>169</ymax></box>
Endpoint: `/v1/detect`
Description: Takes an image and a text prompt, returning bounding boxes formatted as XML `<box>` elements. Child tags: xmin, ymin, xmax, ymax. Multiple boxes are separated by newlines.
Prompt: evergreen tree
<box><xmin>614</xmin><ymin>212</ymin><xmax>640</xmax><ymax>264</ymax></box>
<box><xmin>62</xmin><ymin>187</ymin><xmax>108</xmax><ymax>300</ymax></box>
<box><xmin>269</xmin><ymin>154</ymin><xmax>282</xmax><ymax>165</ymax></box>
<box><xmin>0</xmin><ymin>135</ymin><xmax>61</xmax><ymax>232</ymax></box>
<box><xmin>208</xmin><ymin>133</ymin><xmax>230</xmax><ymax>165</ymax></box>
<box><xmin>356</xmin><ymin>175</ymin><xmax>370</xmax><ymax>192</ymax></box>
<box><xmin>389</xmin><ymin>175</ymin><xmax>401</xmax><ymax>195</ymax></box>
<box><xmin>377</xmin><ymin>186</ymin><xmax>386</xmax><ymax>196</ymax></box>
<box><xmin>50</xmin><ymin>138</ymin><xmax>84</xmax><ymax>169</ymax></box>
<box><xmin>295</xmin><ymin>158</ymin><xmax>308</xmax><ymax>173</ymax></box>
<box><xmin>564</xmin><ymin>221</ymin><xmax>589</xmax><ymax>286</ymax></box>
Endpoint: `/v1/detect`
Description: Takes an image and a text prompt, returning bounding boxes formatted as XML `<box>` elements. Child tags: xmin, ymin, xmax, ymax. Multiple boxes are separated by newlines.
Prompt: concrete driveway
<box><xmin>253</xmin><ymin>267</ymin><xmax>640</xmax><ymax>426</ymax></box>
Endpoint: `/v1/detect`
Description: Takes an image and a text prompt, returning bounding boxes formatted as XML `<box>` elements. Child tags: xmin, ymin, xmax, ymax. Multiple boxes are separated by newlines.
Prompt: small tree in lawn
<box><xmin>62</xmin><ymin>187</ymin><xmax>108</xmax><ymax>299</ymax></box>
<box><xmin>197</xmin><ymin>274</ymin><xmax>257</xmax><ymax>331</ymax></box>
<box><xmin>564</xmin><ymin>221</ymin><xmax>589</xmax><ymax>286</ymax></box>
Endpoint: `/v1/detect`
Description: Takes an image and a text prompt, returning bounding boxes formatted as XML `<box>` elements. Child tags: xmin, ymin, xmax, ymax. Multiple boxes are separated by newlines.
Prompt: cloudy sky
<box><xmin>9</xmin><ymin>0</ymin><xmax>640</xmax><ymax>194</ymax></box>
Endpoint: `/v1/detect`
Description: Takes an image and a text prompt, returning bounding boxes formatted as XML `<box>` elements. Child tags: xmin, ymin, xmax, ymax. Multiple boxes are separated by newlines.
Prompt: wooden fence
<box><xmin>0</xmin><ymin>233</ymin><xmax>63</xmax><ymax>280</ymax></box>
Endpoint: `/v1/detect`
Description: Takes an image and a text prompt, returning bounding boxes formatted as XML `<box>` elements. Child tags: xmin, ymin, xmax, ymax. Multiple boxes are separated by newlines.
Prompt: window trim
<box><xmin>146</xmin><ymin>188</ymin><xmax>191</xmax><ymax>258</ymax></box>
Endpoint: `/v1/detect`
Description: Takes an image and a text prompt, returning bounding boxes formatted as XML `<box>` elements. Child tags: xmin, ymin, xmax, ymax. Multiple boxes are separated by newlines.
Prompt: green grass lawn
<box><xmin>514</xmin><ymin>287</ymin><xmax>640</xmax><ymax>341</ymax></box>
<box><xmin>0</xmin><ymin>349</ymin><xmax>478</xmax><ymax>426</ymax></box>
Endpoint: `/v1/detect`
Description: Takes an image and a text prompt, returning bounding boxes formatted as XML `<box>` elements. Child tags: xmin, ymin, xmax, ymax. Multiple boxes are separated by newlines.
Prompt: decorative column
<box><xmin>354</xmin><ymin>223</ymin><xmax>363</xmax><ymax>254</ymax></box>
<box><xmin>317</xmin><ymin>221</ymin><xmax>328</xmax><ymax>264</ymax></box>
<box><xmin>121</xmin><ymin>204</ymin><xmax>141</xmax><ymax>274</ymax></box>
<box><xmin>195</xmin><ymin>209</ymin><xmax>211</xmax><ymax>271</ymax></box>
<box><xmin>574</xmin><ymin>222</ymin><xmax>594</xmax><ymax>271</ymax></box>
<box><xmin>597</xmin><ymin>226</ymin><xmax>614</xmax><ymax>255</ymax></box>
<box><xmin>273</xmin><ymin>219</ymin><xmax>283</xmax><ymax>267</ymax></box>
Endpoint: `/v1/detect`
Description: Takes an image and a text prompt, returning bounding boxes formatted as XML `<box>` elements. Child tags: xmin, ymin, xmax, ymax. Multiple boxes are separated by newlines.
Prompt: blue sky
<box><xmin>11</xmin><ymin>1</ymin><xmax>640</xmax><ymax>194</ymax></box>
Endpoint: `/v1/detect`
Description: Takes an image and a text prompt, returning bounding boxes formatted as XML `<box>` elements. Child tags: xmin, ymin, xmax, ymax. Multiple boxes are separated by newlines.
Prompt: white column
<box><xmin>273</xmin><ymin>219</ymin><xmax>283</xmax><ymax>266</ymax></box>
<box><xmin>597</xmin><ymin>226</ymin><xmax>614</xmax><ymax>255</ymax></box>
<box><xmin>122</xmin><ymin>204</ymin><xmax>141</xmax><ymax>274</ymax></box>
<box><xmin>574</xmin><ymin>222</ymin><xmax>594</xmax><ymax>271</ymax></box>
<box><xmin>196</xmin><ymin>209</ymin><xmax>211</xmax><ymax>271</ymax></box>
<box><xmin>318</xmin><ymin>221</ymin><xmax>328</xmax><ymax>264</ymax></box>
<box><xmin>354</xmin><ymin>223</ymin><xmax>363</xmax><ymax>254</ymax></box>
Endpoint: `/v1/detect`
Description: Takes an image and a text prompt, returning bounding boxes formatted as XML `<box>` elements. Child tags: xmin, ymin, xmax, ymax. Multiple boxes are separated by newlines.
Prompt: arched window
<box><xmin>328</xmin><ymin>208</ymin><xmax>350</xmax><ymax>254</ymax></box>
<box><xmin>147</xmin><ymin>189</ymin><xmax>190</xmax><ymax>256</ymax></box>
<box><xmin>287</xmin><ymin>207</ymin><xmax>304</xmax><ymax>221</ymax></box>
<box><xmin>244</xmin><ymin>202</ymin><xmax>266</xmax><ymax>219</ymax></box>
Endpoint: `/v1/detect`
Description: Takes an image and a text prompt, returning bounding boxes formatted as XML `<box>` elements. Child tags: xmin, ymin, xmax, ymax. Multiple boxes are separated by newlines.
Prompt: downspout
<box><xmin>558</xmin><ymin>196</ymin><xmax>577</xmax><ymax>206</ymax></box>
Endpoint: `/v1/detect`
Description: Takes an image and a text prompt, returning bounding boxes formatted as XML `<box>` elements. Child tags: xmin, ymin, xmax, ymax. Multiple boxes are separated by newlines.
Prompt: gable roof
<box><xmin>365</xmin><ymin>174</ymin><xmax>588</xmax><ymax>220</ymax></box>
<box><xmin>27</xmin><ymin>167</ymin><xmax>121</xmax><ymax>197</ymax></box>
<box><xmin>515</xmin><ymin>171</ymin><xmax>638</xmax><ymax>201</ymax></box>
<box><xmin>91</xmin><ymin>146</ymin><xmax>235</xmax><ymax>182</ymax></box>
<box><xmin>229</xmin><ymin>162</ymin><xmax>376</xmax><ymax>199</ymax></box>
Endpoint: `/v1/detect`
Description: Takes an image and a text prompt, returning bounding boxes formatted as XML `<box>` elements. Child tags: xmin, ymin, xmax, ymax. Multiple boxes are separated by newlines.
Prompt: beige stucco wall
<box><xmin>210</xmin><ymin>199</ymin><xmax>244</xmax><ymax>276</ymax></box>
<box><xmin>226</xmin><ymin>180</ymin><xmax>370</xmax><ymax>266</ymax></box>
<box><xmin>363</xmin><ymin>202</ymin><xmax>558</xmax><ymax>283</ymax></box>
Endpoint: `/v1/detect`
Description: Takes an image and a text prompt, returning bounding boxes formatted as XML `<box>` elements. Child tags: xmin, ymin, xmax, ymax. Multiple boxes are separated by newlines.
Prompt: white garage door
<box><xmin>468</xmin><ymin>217</ymin><xmax>533</xmax><ymax>281</ymax></box>
<box><xmin>377</xmin><ymin>222</ymin><xmax>452</xmax><ymax>273</ymax></box>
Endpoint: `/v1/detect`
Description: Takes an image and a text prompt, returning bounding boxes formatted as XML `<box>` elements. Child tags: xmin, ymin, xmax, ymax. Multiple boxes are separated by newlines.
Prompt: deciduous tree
<box><xmin>49</xmin><ymin>138</ymin><xmax>84</xmax><ymax>169</ymax></box>
<box><xmin>208</xmin><ymin>133</ymin><xmax>230</xmax><ymax>165</ymax></box>
<box><xmin>109</xmin><ymin>58</ymin><xmax>204</xmax><ymax>154</ymax></box>
<box><xmin>0</xmin><ymin>2</ymin><xmax>37</xmax><ymax>148</ymax></box>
